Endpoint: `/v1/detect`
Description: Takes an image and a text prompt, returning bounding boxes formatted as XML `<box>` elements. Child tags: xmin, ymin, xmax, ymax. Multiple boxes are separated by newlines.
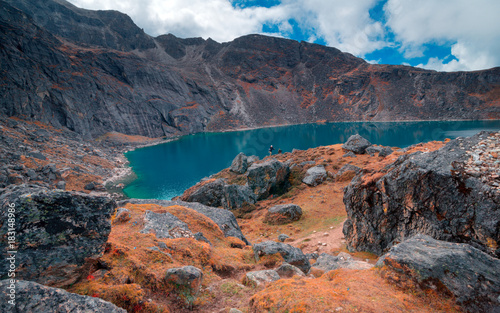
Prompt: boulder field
<box><xmin>1</xmin><ymin>128</ymin><xmax>499</xmax><ymax>312</ymax></box>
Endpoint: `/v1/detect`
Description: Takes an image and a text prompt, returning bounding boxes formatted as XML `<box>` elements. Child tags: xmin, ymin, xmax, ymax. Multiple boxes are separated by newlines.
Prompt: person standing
<box><xmin>269</xmin><ymin>145</ymin><xmax>275</xmax><ymax>155</ymax></box>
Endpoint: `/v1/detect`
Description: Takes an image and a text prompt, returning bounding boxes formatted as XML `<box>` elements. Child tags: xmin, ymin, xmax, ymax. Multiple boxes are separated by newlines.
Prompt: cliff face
<box><xmin>1</xmin><ymin>0</ymin><xmax>499</xmax><ymax>139</ymax></box>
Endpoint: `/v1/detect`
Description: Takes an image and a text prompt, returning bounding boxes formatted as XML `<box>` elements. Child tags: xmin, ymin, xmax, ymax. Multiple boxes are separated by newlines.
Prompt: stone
<box><xmin>27</xmin><ymin>152</ymin><xmax>46</xmax><ymax>160</ymax></box>
<box><xmin>194</xmin><ymin>232</ymin><xmax>212</xmax><ymax>245</ymax></box>
<box><xmin>84</xmin><ymin>182</ymin><xmax>95</xmax><ymax>190</ymax></box>
<box><xmin>278</xmin><ymin>233</ymin><xmax>289</xmax><ymax>242</ymax></box>
<box><xmin>275</xmin><ymin>263</ymin><xmax>305</xmax><ymax>278</ymax></box>
<box><xmin>377</xmin><ymin>235</ymin><xmax>500</xmax><ymax>313</ymax></box>
<box><xmin>140</xmin><ymin>210</ymin><xmax>193</xmax><ymax>239</ymax></box>
<box><xmin>264</xmin><ymin>204</ymin><xmax>303</xmax><ymax>225</ymax></box>
<box><xmin>342</xmin><ymin>151</ymin><xmax>357</xmax><ymax>158</ymax></box>
<box><xmin>55</xmin><ymin>180</ymin><xmax>66</xmax><ymax>190</ymax></box>
<box><xmin>378</xmin><ymin>147</ymin><xmax>393</xmax><ymax>158</ymax></box>
<box><xmin>253</xmin><ymin>241</ymin><xmax>310</xmax><ymax>274</ymax></box>
<box><xmin>342</xmin><ymin>134</ymin><xmax>372</xmax><ymax>154</ymax></box>
<box><xmin>0</xmin><ymin>280</ymin><xmax>126</xmax><ymax>312</ymax></box>
<box><xmin>247</xmin><ymin>155</ymin><xmax>259</xmax><ymax>165</ymax></box>
<box><xmin>312</xmin><ymin>252</ymin><xmax>373</xmax><ymax>273</ymax></box>
<box><xmin>0</xmin><ymin>185</ymin><xmax>116</xmax><ymax>287</ymax></box>
<box><xmin>230</xmin><ymin>152</ymin><xmax>248</xmax><ymax>174</ymax></box>
<box><xmin>164</xmin><ymin>266</ymin><xmax>203</xmax><ymax>308</ymax></box>
<box><xmin>302</xmin><ymin>165</ymin><xmax>327</xmax><ymax>186</ymax></box>
<box><xmin>365</xmin><ymin>145</ymin><xmax>382</xmax><ymax>156</ymax></box>
<box><xmin>343</xmin><ymin>132</ymin><xmax>500</xmax><ymax>257</ymax></box>
<box><xmin>246</xmin><ymin>159</ymin><xmax>291</xmax><ymax>200</ymax></box>
<box><xmin>243</xmin><ymin>270</ymin><xmax>280</xmax><ymax>287</ymax></box>
<box><xmin>119</xmin><ymin>199</ymin><xmax>249</xmax><ymax>245</ymax></box>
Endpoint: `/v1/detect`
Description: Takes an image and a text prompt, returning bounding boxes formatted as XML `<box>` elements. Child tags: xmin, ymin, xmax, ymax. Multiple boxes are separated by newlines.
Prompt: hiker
<box><xmin>269</xmin><ymin>145</ymin><xmax>275</xmax><ymax>155</ymax></box>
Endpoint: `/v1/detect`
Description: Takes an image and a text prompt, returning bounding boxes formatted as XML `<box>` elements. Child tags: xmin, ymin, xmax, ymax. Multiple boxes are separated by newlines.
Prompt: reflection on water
<box><xmin>124</xmin><ymin>120</ymin><xmax>500</xmax><ymax>200</ymax></box>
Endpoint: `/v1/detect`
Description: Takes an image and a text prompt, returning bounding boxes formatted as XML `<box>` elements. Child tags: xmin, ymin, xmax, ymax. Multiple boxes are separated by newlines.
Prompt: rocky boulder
<box><xmin>275</xmin><ymin>263</ymin><xmax>305</xmax><ymax>278</ymax></box>
<box><xmin>343</xmin><ymin>132</ymin><xmax>500</xmax><ymax>257</ymax></box>
<box><xmin>246</xmin><ymin>159</ymin><xmax>291</xmax><ymax>200</ymax></box>
<box><xmin>378</xmin><ymin>146</ymin><xmax>393</xmax><ymax>158</ymax></box>
<box><xmin>230</xmin><ymin>152</ymin><xmax>249</xmax><ymax>174</ymax></box>
<box><xmin>0</xmin><ymin>185</ymin><xmax>115</xmax><ymax>287</ymax></box>
<box><xmin>342</xmin><ymin>134</ymin><xmax>372</xmax><ymax>154</ymax></box>
<box><xmin>302</xmin><ymin>165</ymin><xmax>327</xmax><ymax>186</ymax></box>
<box><xmin>180</xmin><ymin>179</ymin><xmax>256</xmax><ymax>211</ymax></box>
<box><xmin>0</xmin><ymin>280</ymin><xmax>125</xmax><ymax>312</ymax></box>
<box><xmin>253</xmin><ymin>241</ymin><xmax>310</xmax><ymax>274</ymax></box>
<box><xmin>377</xmin><ymin>235</ymin><xmax>500</xmax><ymax>313</ymax></box>
<box><xmin>119</xmin><ymin>199</ymin><xmax>249</xmax><ymax>245</ymax></box>
<box><xmin>242</xmin><ymin>270</ymin><xmax>280</xmax><ymax>287</ymax></box>
<box><xmin>164</xmin><ymin>266</ymin><xmax>203</xmax><ymax>309</ymax></box>
<box><xmin>312</xmin><ymin>252</ymin><xmax>373</xmax><ymax>274</ymax></box>
<box><xmin>264</xmin><ymin>204</ymin><xmax>303</xmax><ymax>225</ymax></box>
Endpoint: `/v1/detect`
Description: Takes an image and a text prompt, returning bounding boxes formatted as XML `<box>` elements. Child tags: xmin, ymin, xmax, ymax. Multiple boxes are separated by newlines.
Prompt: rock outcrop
<box><xmin>247</xmin><ymin>159</ymin><xmax>291</xmax><ymax>200</ymax></box>
<box><xmin>140</xmin><ymin>211</ymin><xmax>193</xmax><ymax>239</ymax></box>
<box><xmin>119</xmin><ymin>199</ymin><xmax>249</xmax><ymax>245</ymax></box>
<box><xmin>342</xmin><ymin>134</ymin><xmax>372</xmax><ymax>154</ymax></box>
<box><xmin>0</xmin><ymin>185</ymin><xmax>115</xmax><ymax>287</ymax></box>
<box><xmin>243</xmin><ymin>270</ymin><xmax>280</xmax><ymax>287</ymax></box>
<box><xmin>302</xmin><ymin>165</ymin><xmax>327</xmax><ymax>186</ymax></box>
<box><xmin>377</xmin><ymin>235</ymin><xmax>500</xmax><ymax>313</ymax></box>
<box><xmin>230</xmin><ymin>153</ymin><xmax>249</xmax><ymax>174</ymax></box>
<box><xmin>0</xmin><ymin>280</ymin><xmax>126</xmax><ymax>313</ymax></box>
<box><xmin>343</xmin><ymin>132</ymin><xmax>500</xmax><ymax>256</ymax></box>
<box><xmin>2</xmin><ymin>0</ymin><xmax>499</xmax><ymax>139</ymax></box>
<box><xmin>264</xmin><ymin>204</ymin><xmax>303</xmax><ymax>225</ymax></box>
<box><xmin>253</xmin><ymin>241</ymin><xmax>311</xmax><ymax>274</ymax></box>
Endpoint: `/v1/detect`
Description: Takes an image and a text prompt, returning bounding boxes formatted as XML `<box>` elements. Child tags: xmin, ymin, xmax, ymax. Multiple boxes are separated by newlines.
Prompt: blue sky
<box><xmin>69</xmin><ymin>0</ymin><xmax>500</xmax><ymax>72</ymax></box>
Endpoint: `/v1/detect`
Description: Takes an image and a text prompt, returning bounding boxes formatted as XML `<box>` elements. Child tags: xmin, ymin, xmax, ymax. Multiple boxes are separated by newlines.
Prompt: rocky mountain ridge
<box><xmin>1</xmin><ymin>0</ymin><xmax>499</xmax><ymax>140</ymax></box>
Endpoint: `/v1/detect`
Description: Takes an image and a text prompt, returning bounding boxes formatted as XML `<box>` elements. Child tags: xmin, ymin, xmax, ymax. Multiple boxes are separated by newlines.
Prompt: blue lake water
<box><xmin>123</xmin><ymin>120</ymin><xmax>500</xmax><ymax>200</ymax></box>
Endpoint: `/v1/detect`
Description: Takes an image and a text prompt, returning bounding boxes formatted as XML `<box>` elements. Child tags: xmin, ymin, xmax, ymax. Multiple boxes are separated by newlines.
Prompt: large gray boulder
<box><xmin>312</xmin><ymin>252</ymin><xmax>373</xmax><ymax>273</ymax></box>
<box><xmin>0</xmin><ymin>185</ymin><xmax>116</xmax><ymax>287</ymax></box>
<box><xmin>180</xmin><ymin>179</ymin><xmax>256</xmax><ymax>210</ymax></box>
<box><xmin>377</xmin><ymin>235</ymin><xmax>500</xmax><ymax>313</ymax></box>
<box><xmin>230</xmin><ymin>152</ymin><xmax>249</xmax><ymax>174</ymax></box>
<box><xmin>264</xmin><ymin>204</ymin><xmax>303</xmax><ymax>225</ymax></box>
<box><xmin>246</xmin><ymin>159</ymin><xmax>290</xmax><ymax>200</ymax></box>
<box><xmin>343</xmin><ymin>132</ymin><xmax>500</xmax><ymax>257</ymax></box>
<box><xmin>302</xmin><ymin>165</ymin><xmax>327</xmax><ymax>186</ymax></box>
<box><xmin>0</xmin><ymin>280</ymin><xmax>126</xmax><ymax>313</ymax></box>
<box><xmin>119</xmin><ymin>199</ymin><xmax>250</xmax><ymax>245</ymax></box>
<box><xmin>253</xmin><ymin>241</ymin><xmax>310</xmax><ymax>274</ymax></box>
<box><xmin>342</xmin><ymin>134</ymin><xmax>372</xmax><ymax>154</ymax></box>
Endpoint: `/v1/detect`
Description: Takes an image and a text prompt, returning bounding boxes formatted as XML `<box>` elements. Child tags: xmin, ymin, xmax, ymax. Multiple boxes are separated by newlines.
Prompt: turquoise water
<box><xmin>123</xmin><ymin>120</ymin><xmax>500</xmax><ymax>200</ymax></box>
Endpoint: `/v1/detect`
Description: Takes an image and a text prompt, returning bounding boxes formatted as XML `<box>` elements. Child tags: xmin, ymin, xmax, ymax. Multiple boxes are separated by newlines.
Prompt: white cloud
<box><xmin>385</xmin><ymin>0</ymin><xmax>500</xmax><ymax>71</ymax></box>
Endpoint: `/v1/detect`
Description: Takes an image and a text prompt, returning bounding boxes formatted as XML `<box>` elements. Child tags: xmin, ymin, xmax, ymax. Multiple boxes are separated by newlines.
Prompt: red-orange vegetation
<box><xmin>96</xmin><ymin>132</ymin><xmax>158</xmax><ymax>144</ymax></box>
<box><xmin>250</xmin><ymin>268</ymin><xmax>460</xmax><ymax>313</ymax></box>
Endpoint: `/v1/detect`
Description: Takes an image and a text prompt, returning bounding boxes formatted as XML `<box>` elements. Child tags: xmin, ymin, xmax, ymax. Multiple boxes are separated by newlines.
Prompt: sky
<box><xmin>67</xmin><ymin>0</ymin><xmax>500</xmax><ymax>72</ymax></box>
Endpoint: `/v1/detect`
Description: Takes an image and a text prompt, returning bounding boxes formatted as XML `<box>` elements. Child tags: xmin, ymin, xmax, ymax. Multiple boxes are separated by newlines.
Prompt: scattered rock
<box><xmin>27</xmin><ymin>152</ymin><xmax>46</xmax><ymax>160</ymax></box>
<box><xmin>302</xmin><ymin>165</ymin><xmax>327</xmax><ymax>186</ymax></box>
<box><xmin>378</xmin><ymin>147</ymin><xmax>393</xmax><ymax>158</ymax></box>
<box><xmin>0</xmin><ymin>185</ymin><xmax>116</xmax><ymax>287</ymax></box>
<box><xmin>84</xmin><ymin>182</ymin><xmax>95</xmax><ymax>190</ymax></box>
<box><xmin>253</xmin><ymin>241</ymin><xmax>310</xmax><ymax>274</ymax></box>
<box><xmin>246</xmin><ymin>159</ymin><xmax>290</xmax><ymax>200</ymax></box>
<box><xmin>194</xmin><ymin>232</ymin><xmax>212</xmax><ymax>245</ymax></box>
<box><xmin>365</xmin><ymin>145</ymin><xmax>382</xmax><ymax>156</ymax></box>
<box><xmin>0</xmin><ymin>280</ymin><xmax>126</xmax><ymax>312</ymax></box>
<box><xmin>229</xmin><ymin>309</ymin><xmax>243</xmax><ymax>313</ymax></box>
<box><xmin>342</xmin><ymin>151</ymin><xmax>357</xmax><ymax>158</ymax></box>
<box><xmin>275</xmin><ymin>263</ymin><xmax>305</xmax><ymax>278</ymax></box>
<box><xmin>140</xmin><ymin>210</ymin><xmax>193</xmax><ymax>239</ymax></box>
<box><xmin>342</xmin><ymin>134</ymin><xmax>372</xmax><ymax>154</ymax></box>
<box><xmin>278</xmin><ymin>233</ymin><xmax>290</xmax><ymax>242</ymax></box>
<box><xmin>377</xmin><ymin>235</ymin><xmax>500</xmax><ymax>313</ymax></box>
<box><xmin>230</xmin><ymin>152</ymin><xmax>248</xmax><ymax>174</ymax></box>
<box><xmin>55</xmin><ymin>180</ymin><xmax>66</xmax><ymax>190</ymax></box>
<box><xmin>164</xmin><ymin>266</ymin><xmax>203</xmax><ymax>308</ymax></box>
<box><xmin>343</xmin><ymin>132</ymin><xmax>500</xmax><ymax>256</ymax></box>
<box><xmin>243</xmin><ymin>270</ymin><xmax>280</xmax><ymax>287</ymax></box>
<box><xmin>264</xmin><ymin>204</ymin><xmax>303</xmax><ymax>225</ymax></box>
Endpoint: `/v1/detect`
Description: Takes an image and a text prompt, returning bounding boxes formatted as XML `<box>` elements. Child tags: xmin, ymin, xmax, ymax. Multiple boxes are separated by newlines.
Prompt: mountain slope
<box><xmin>1</xmin><ymin>0</ymin><xmax>499</xmax><ymax>139</ymax></box>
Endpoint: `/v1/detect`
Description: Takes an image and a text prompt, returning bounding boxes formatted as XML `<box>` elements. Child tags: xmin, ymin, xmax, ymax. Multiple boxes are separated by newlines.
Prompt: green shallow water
<box><xmin>123</xmin><ymin>120</ymin><xmax>500</xmax><ymax>200</ymax></box>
